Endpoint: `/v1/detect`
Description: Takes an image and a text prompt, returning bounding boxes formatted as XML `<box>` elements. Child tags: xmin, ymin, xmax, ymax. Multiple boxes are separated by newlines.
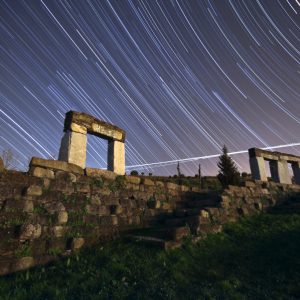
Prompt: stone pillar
<box><xmin>292</xmin><ymin>162</ymin><xmax>300</xmax><ymax>185</ymax></box>
<box><xmin>107</xmin><ymin>140</ymin><xmax>125</xmax><ymax>175</ymax></box>
<box><xmin>58</xmin><ymin>130</ymin><xmax>87</xmax><ymax>169</ymax></box>
<box><xmin>249</xmin><ymin>156</ymin><xmax>267</xmax><ymax>181</ymax></box>
<box><xmin>270</xmin><ymin>159</ymin><xmax>292</xmax><ymax>184</ymax></box>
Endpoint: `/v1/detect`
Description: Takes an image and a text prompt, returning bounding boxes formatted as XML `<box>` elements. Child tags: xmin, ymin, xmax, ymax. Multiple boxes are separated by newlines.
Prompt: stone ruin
<box><xmin>58</xmin><ymin>111</ymin><xmax>126</xmax><ymax>175</ymax></box>
<box><xmin>249</xmin><ymin>147</ymin><xmax>300</xmax><ymax>184</ymax></box>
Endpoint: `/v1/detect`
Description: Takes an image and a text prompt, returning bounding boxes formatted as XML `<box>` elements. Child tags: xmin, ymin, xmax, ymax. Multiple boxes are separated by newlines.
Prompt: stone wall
<box><xmin>0</xmin><ymin>157</ymin><xmax>299</xmax><ymax>275</ymax></box>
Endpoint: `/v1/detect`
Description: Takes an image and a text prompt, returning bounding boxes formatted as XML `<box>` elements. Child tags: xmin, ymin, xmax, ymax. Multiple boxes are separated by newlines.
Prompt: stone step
<box><xmin>127</xmin><ymin>235</ymin><xmax>182</xmax><ymax>250</ymax></box>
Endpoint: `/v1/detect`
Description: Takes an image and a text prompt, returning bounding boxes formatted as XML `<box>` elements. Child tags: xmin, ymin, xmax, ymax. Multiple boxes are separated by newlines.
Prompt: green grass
<box><xmin>1</xmin><ymin>210</ymin><xmax>300</xmax><ymax>299</ymax></box>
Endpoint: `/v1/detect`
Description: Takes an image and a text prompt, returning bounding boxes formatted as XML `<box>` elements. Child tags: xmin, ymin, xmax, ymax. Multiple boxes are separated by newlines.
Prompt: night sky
<box><xmin>0</xmin><ymin>0</ymin><xmax>299</xmax><ymax>176</ymax></box>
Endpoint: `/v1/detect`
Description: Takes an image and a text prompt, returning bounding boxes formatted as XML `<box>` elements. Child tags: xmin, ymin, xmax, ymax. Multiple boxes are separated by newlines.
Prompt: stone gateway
<box><xmin>249</xmin><ymin>148</ymin><xmax>300</xmax><ymax>184</ymax></box>
<box><xmin>58</xmin><ymin>111</ymin><xmax>126</xmax><ymax>174</ymax></box>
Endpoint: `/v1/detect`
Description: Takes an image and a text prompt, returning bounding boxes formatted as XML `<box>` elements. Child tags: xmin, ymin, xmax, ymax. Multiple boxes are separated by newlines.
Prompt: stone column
<box><xmin>292</xmin><ymin>162</ymin><xmax>300</xmax><ymax>185</ymax></box>
<box><xmin>58</xmin><ymin>130</ymin><xmax>87</xmax><ymax>169</ymax></box>
<box><xmin>270</xmin><ymin>159</ymin><xmax>292</xmax><ymax>184</ymax></box>
<box><xmin>107</xmin><ymin>140</ymin><xmax>125</xmax><ymax>175</ymax></box>
<box><xmin>249</xmin><ymin>156</ymin><xmax>267</xmax><ymax>181</ymax></box>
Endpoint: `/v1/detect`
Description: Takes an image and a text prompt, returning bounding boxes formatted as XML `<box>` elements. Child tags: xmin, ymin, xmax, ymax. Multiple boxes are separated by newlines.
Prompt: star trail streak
<box><xmin>0</xmin><ymin>0</ymin><xmax>299</xmax><ymax>176</ymax></box>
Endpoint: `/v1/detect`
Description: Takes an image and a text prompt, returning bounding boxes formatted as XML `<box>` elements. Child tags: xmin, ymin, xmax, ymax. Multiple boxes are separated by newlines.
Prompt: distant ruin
<box><xmin>249</xmin><ymin>148</ymin><xmax>300</xmax><ymax>184</ymax></box>
<box><xmin>58</xmin><ymin>111</ymin><xmax>126</xmax><ymax>175</ymax></box>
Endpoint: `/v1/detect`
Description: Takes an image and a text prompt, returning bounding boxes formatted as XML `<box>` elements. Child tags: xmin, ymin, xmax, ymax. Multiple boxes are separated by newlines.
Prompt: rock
<box><xmin>30</xmin><ymin>157</ymin><xmax>84</xmax><ymax>175</ymax></box>
<box><xmin>125</xmin><ymin>176</ymin><xmax>141</xmax><ymax>184</ymax></box>
<box><xmin>166</xmin><ymin>182</ymin><xmax>178</xmax><ymax>190</ymax></box>
<box><xmin>85</xmin><ymin>168</ymin><xmax>117</xmax><ymax>180</ymax></box>
<box><xmin>30</xmin><ymin>167</ymin><xmax>54</xmax><ymax>179</ymax></box>
<box><xmin>14</xmin><ymin>257</ymin><xmax>34</xmax><ymax>272</ymax></box>
<box><xmin>71</xmin><ymin>237</ymin><xmax>85</xmax><ymax>250</ymax></box>
<box><xmin>19</xmin><ymin>224</ymin><xmax>42</xmax><ymax>241</ymax></box>
<box><xmin>144</xmin><ymin>178</ymin><xmax>154</xmax><ymax>186</ymax></box>
<box><xmin>44</xmin><ymin>202</ymin><xmax>65</xmax><ymax>214</ymax></box>
<box><xmin>55</xmin><ymin>171</ymin><xmax>77</xmax><ymax>183</ymax></box>
<box><xmin>57</xmin><ymin>211</ymin><xmax>68</xmax><ymax>224</ymax></box>
<box><xmin>25</xmin><ymin>185</ymin><xmax>43</xmax><ymax>196</ymax></box>
<box><xmin>23</xmin><ymin>200</ymin><xmax>34</xmax><ymax>213</ymax></box>
<box><xmin>156</xmin><ymin>181</ymin><xmax>164</xmax><ymax>187</ymax></box>
<box><xmin>53</xmin><ymin>226</ymin><xmax>64</xmax><ymax>237</ymax></box>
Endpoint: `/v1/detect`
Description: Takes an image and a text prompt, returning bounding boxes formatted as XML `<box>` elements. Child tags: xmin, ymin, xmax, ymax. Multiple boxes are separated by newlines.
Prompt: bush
<box><xmin>130</xmin><ymin>170</ymin><xmax>139</xmax><ymax>176</ymax></box>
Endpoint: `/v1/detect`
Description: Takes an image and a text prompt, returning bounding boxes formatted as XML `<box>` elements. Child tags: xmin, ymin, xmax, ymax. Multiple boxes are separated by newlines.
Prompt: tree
<box><xmin>130</xmin><ymin>170</ymin><xmax>139</xmax><ymax>176</ymax></box>
<box><xmin>217</xmin><ymin>145</ymin><xmax>240</xmax><ymax>187</ymax></box>
<box><xmin>198</xmin><ymin>163</ymin><xmax>202</xmax><ymax>188</ymax></box>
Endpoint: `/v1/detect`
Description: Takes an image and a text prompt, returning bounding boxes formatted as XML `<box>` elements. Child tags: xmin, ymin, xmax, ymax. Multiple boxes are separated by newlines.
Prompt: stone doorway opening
<box><xmin>58</xmin><ymin>111</ymin><xmax>126</xmax><ymax>175</ymax></box>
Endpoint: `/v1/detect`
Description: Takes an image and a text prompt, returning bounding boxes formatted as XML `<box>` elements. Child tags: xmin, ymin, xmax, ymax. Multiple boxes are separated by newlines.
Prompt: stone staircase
<box><xmin>127</xmin><ymin>191</ymin><xmax>222</xmax><ymax>249</ymax></box>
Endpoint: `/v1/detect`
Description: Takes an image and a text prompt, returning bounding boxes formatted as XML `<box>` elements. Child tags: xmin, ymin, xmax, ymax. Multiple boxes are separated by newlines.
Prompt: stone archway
<box><xmin>248</xmin><ymin>148</ymin><xmax>300</xmax><ymax>185</ymax></box>
<box><xmin>58</xmin><ymin>111</ymin><xmax>126</xmax><ymax>174</ymax></box>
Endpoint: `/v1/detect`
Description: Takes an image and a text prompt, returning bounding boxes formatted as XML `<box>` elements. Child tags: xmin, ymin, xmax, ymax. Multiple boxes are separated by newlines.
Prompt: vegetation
<box><xmin>0</xmin><ymin>208</ymin><xmax>299</xmax><ymax>299</ymax></box>
<box><xmin>217</xmin><ymin>145</ymin><xmax>241</xmax><ymax>187</ymax></box>
<box><xmin>130</xmin><ymin>170</ymin><xmax>139</xmax><ymax>176</ymax></box>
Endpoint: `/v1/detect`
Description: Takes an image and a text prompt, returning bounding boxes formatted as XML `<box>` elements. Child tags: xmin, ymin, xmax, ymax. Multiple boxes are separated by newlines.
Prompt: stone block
<box><xmin>191</xmin><ymin>187</ymin><xmax>201</xmax><ymax>192</ymax></box>
<box><xmin>144</xmin><ymin>178</ymin><xmax>154</xmax><ymax>186</ymax></box>
<box><xmin>181</xmin><ymin>185</ymin><xmax>190</xmax><ymax>192</ymax></box>
<box><xmin>166</xmin><ymin>182</ymin><xmax>178</xmax><ymax>190</ymax></box>
<box><xmin>30</xmin><ymin>166</ymin><xmax>55</xmax><ymax>179</ymax></box>
<box><xmin>86</xmin><ymin>168</ymin><xmax>117</xmax><ymax>180</ymax></box>
<box><xmin>55</xmin><ymin>171</ymin><xmax>77</xmax><ymax>183</ymax></box>
<box><xmin>156</xmin><ymin>181</ymin><xmax>164</xmax><ymax>187</ymax></box>
<box><xmin>70</xmin><ymin>123</ymin><xmax>87</xmax><ymax>134</ymax></box>
<box><xmin>30</xmin><ymin>157</ymin><xmax>84</xmax><ymax>175</ymax></box>
<box><xmin>98</xmin><ymin>206</ymin><xmax>109</xmax><ymax>216</ymax></box>
<box><xmin>58</xmin><ymin>130</ymin><xmax>87</xmax><ymax>169</ymax></box>
<box><xmin>13</xmin><ymin>257</ymin><xmax>35</xmax><ymax>272</ymax></box>
<box><xmin>23</xmin><ymin>200</ymin><xmax>34</xmax><ymax>213</ymax></box>
<box><xmin>25</xmin><ymin>185</ymin><xmax>43</xmax><ymax>196</ymax></box>
<box><xmin>75</xmin><ymin>183</ymin><xmax>91</xmax><ymax>193</ymax></box>
<box><xmin>125</xmin><ymin>175</ymin><xmax>141</xmax><ymax>184</ymax></box>
<box><xmin>53</xmin><ymin>226</ymin><xmax>64</xmax><ymax>238</ymax></box>
<box><xmin>71</xmin><ymin>237</ymin><xmax>85</xmax><ymax>250</ymax></box>
<box><xmin>107</xmin><ymin>140</ymin><xmax>125</xmax><ymax>175</ymax></box>
<box><xmin>44</xmin><ymin>202</ymin><xmax>65</xmax><ymax>214</ymax></box>
<box><xmin>57</xmin><ymin>211</ymin><xmax>68</xmax><ymax>224</ymax></box>
<box><xmin>100</xmin><ymin>215</ymin><xmax>118</xmax><ymax>226</ymax></box>
<box><xmin>19</xmin><ymin>224</ymin><xmax>42</xmax><ymax>242</ymax></box>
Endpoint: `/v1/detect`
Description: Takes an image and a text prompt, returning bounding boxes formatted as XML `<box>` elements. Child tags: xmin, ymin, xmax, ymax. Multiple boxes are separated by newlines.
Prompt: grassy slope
<box><xmin>0</xmin><ymin>210</ymin><xmax>300</xmax><ymax>300</ymax></box>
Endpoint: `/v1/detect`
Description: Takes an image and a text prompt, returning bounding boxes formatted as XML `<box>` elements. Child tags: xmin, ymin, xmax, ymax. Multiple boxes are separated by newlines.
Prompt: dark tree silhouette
<box><xmin>217</xmin><ymin>145</ymin><xmax>240</xmax><ymax>187</ymax></box>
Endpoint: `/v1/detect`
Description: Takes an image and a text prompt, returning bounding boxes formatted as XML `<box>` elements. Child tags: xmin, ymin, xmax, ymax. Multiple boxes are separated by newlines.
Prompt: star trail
<box><xmin>0</xmin><ymin>0</ymin><xmax>299</xmax><ymax>176</ymax></box>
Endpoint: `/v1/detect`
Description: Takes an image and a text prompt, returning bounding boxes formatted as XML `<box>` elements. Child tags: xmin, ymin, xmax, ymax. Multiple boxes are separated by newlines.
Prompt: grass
<box><xmin>0</xmin><ymin>209</ymin><xmax>300</xmax><ymax>299</ymax></box>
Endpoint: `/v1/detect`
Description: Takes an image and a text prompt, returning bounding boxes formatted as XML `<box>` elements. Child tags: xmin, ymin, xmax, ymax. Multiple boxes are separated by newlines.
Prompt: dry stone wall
<box><xmin>0</xmin><ymin>157</ymin><xmax>299</xmax><ymax>275</ymax></box>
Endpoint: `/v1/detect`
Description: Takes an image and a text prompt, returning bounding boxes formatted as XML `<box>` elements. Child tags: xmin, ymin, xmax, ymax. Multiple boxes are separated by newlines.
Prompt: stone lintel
<box><xmin>249</xmin><ymin>147</ymin><xmax>300</xmax><ymax>163</ymax></box>
<box><xmin>64</xmin><ymin>111</ymin><xmax>126</xmax><ymax>142</ymax></box>
<box><xmin>30</xmin><ymin>157</ymin><xmax>84</xmax><ymax>175</ymax></box>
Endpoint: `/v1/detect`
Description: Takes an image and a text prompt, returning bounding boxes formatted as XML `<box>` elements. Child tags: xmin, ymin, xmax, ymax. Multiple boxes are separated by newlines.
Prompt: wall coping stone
<box><xmin>30</xmin><ymin>157</ymin><xmax>84</xmax><ymax>175</ymax></box>
<box><xmin>85</xmin><ymin>168</ymin><xmax>117</xmax><ymax>180</ymax></box>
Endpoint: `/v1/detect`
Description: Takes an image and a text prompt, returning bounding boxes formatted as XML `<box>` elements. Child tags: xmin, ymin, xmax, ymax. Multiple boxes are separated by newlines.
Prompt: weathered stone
<box><xmin>43</xmin><ymin>178</ymin><xmax>51</xmax><ymax>189</ymax></box>
<box><xmin>156</xmin><ymin>181</ymin><xmax>164</xmax><ymax>187</ymax></box>
<box><xmin>76</xmin><ymin>183</ymin><xmax>91</xmax><ymax>193</ymax></box>
<box><xmin>26</xmin><ymin>185</ymin><xmax>43</xmax><ymax>196</ymax></box>
<box><xmin>23</xmin><ymin>200</ymin><xmax>34</xmax><ymax>213</ymax></box>
<box><xmin>100</xmin><ymin>215</ymin><xmax>118</xmax><ymax>226</ymax></box>
<box><xmin>191</xmin><ymin>187</ymin><xmax>201</xmax><ymax>192</ymax></box>
<box><xmin>70</xmin><ymin>123</ymin><xmax>87</xmax><ymax>134</ymax></box>
<box><xmin>44</xmin><ymin>202</ymin><xmax>65</xmax><ymax>214</ymax></box>
<box><xmin>53</xmin><ymin>226</ymin><xmax>64</xmax><ymax>237</ymax></box>
<box><xmin>30</xmin><ymin>157</ymin><xmax>84</xmax><ymax>175</ymax></box>
<box><xmin>30</xmin><ymin>167</ymin><xmax>54</xmax><ymax>179</ymax></box>
<box><xmin>107</xmin><ymin>140</ymin><xmax>125</xmax><ymax>175</ymax></box>
<box><xmin>125</xmin><ymin>176</ymin><xmax>141</xmax><ymax>185</ymax></box>
<box><xmin>58</xmin><ymin>130</ymin><xmax>87</xmax><ymax>169</ymax></box>
<box><xmin>55</xmin><ymin>171</ymin><xmax>77</xmax><ymax>183</ymax></box>
<box><xmin>14</xmin><ymin>257</ymin><xmax>35</xmax><ymax>272</ymax></box>
<box><xmin>71</xmin><ymin>237</ymin><xmax>85</xmax><ymax>250</ymax></box>
<box><xmin>57</xmin><ymin>211</ymin><xmax>68</xmax><ymax>224</ymax></box>
<box><xmin>98</xmin><ymin>206</ymin><xmax>109</xmax><ymax>216</ymax></box>
<box><xmin>86</xmin><ymin>168</ymin><xmax>117</xmax><ymax>180</ymax></box>
<box><xmin>181</xmin><ymin>185</ymin><xmax>189</xmax><ymax>192</ymax></box>
<box><xmin>144</xmin><ymin>178</ymin><xmax>154</xmax><ymax>186</ymax></box>
<box><xmin>166</xmin><ymin>182</ymin><xmax>178</xmax><ymax>190</ymax></box>
<box><xmin>19</xmin><ymin>224</ymin><xmax>42</xmax><ymax>241</ymax></box>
